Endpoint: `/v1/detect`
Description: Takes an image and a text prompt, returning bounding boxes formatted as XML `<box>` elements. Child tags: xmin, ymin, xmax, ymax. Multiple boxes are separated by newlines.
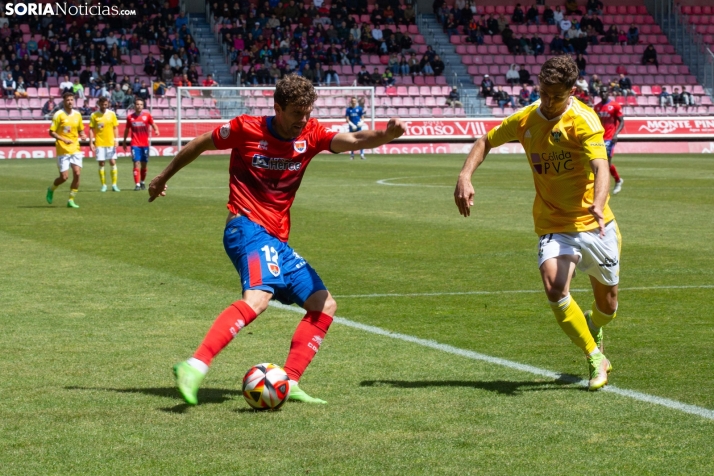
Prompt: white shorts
<box><xmin>537</xmin><ymin>220</ymin><xmax>621</xmax><ymax>286</ymax></box>
<box><xmin>95</xmin><ymin>146</ymin><xmax>116</xmax><ymax>162</ymax></box>
<box><xmin>57</xmin><ymin>153</ymin><xmax>83</xmax><ymax>173</ymax></box>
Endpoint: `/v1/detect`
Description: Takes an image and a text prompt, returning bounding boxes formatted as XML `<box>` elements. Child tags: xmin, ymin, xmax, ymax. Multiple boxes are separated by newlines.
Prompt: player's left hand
<box><xmin>386</xmin><ymin>118</ymin><xmax>406</xmax><ymax>139</ymax></box>
<box><xmin>454</xmin><ymin>176</ymin><xmax>475</xmax><ymax>217</ymax></box>
<box><xmin>588</xmin><ymin>204</ymin><xmax>606</xmax><ymax>238</ymax></box>
<box><xmin>148</xmin><ymin>176</ymin><xmax>167</xmax><ymax>202</ymax></box>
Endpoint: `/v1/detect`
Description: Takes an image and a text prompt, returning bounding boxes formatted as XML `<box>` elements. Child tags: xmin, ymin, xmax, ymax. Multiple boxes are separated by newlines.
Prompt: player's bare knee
<box><xmin>321</xmin><ymin>295</ymin><xmax>337</xmax><ymax>316</ymax></box>
<box><xmin>242</xmin><ymin>290</ymin><xmax>272</xmax><ymax>314</ymax></box>
<box><xmin>303</xmin><ymin>290</ymin><xmax>336</xmax><ymax>316</ymax></box>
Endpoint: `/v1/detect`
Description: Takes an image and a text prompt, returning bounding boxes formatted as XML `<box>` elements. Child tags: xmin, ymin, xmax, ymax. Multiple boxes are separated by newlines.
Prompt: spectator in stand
<box><xmin>519</xmin><ymin>64</ymin><xmax>533</xmax><ymax>86</ymax></box>
<box><xmin>587</xmin><ymin>0</ymin><xmax>603</xmax><ymax>15</ymax></box>
<box><xmin>42</xmin><ymin>97</ymin><xmax>57</xmax><ymax>119</ymax></box>
<box><xmin>486</xmin><ymin>14</ymin><xmax>500</xmax><ymax>35</ymax></box>
<box><xmin>617</xmin><ymin>30</ymin><xmax>627</xmax><ymax>45</ymax></box>
<box><xmin>72</xmin><ymin>78</ymin><xmax>85</xmax><ymax>100</ymax></box>
<box><xmin>506</xmin><ymin>63</ymin><xmax>520</xmax><ymax>85</ymax></box>
<box><xmin>269</xmin><ymin>64</ymin><xmax>282</xmax><ymax>84</ymax></box>
<box><xmin>371</xmin><ymin>67</ymin><xmax>384</xmax><ymax>85</ymax></box>
<box><xmin>525</xmin><ymin>5</ymin><xmax>540</xmax><ymax>25</ymax></box>
<box><xmin>468</xmin><ymin>18</ymin><xmax>485</xmax><ymax>44</ymax></box>
<box><xmin>627</xmin><ymin>24</ymin><xmax>639</xmax><ymax>45</ymax></box>
<box><xmin>584</xmin><ymin>25</ymin><xmax>599</xmax><ymax>45</ymax></box>
<box><xmin>674</xmin><ymin>87</ymin><xmax>694</xmax><ymax>107</ymax></box>
<box><xmin>446</xmin><ymin>86</ymin><xmax>463</xmax><ymax>107</ymax></box>
<box><xmin>576</xmin><ymin>53</ymin><xmax>587</xmax><ymax>75</ymax></box>
<box><xmin>14</xmin><ymin>76</ymin><xmax>27</xmax><ymax>98</ymax></box>
<box><xmin>559</xmin><ymin>15</ymin><xmax>572</xmax><ymax>33</ymax></box>
<box><xmin>399</xmin><ymin>55</ymin><xmax>410</xmax><ymax>76</ymax></box>
<box><xmin>202</xmin><ymin>74</ymin><xmax>218</xmax><ymax>88</ymax></box>
<box><xmin>256</xmin><ymin>64</ymin><xmax>271</xmax><ymax>85</ymax></box>
<box><xmin>575</xmin><ymin>74</ymin><xmax>589</xmax><ymax>93</ymax></box>
<box><xmin>144</xmin><ymin>54</ymin><xmax>159</xmax><ymax>77</ymax></box>
<box><xmin>607</xmin><ymin>77</ymin><xmax>621</xmax><ymax>96</ymax></box>
<box><xmin>135</xmin><ymin>81</ymin><xmax>150</xmax><ymax>101</ymax></box>
<box><xmin>550</xmin><ymin>35</ymin><xmax>565</xmax><ymax>54</ymax></box>
<box><xmin>432</xmin><ymin>55</ymin><xmax>445</xmax><ymax>76</ymax></box>
<box><xmin>357</xmin><ymin>65</ymin><xmax>373</xmax><ymax>85</ymax></box>
<box><xmin>25</xmin><ymin>64</ymin><xmax>38</xmax><ymax>88</ymax></box>
<box><xmin>481</xmin><ymin>74</ymin><xmax>494</xmax><ymax>97</ymax></box>
<box><xmin>325</xmin><ymin>64</ymin><xmax>340</xmax><ymax>86</ymax></box>
<box><xmin>59</xmin><ymin>75</ymin><xmax>74</xmax><ymax>94</ymax></box>
<box><xmin>603</xmin><ymin>25</ymin><xmax>618</xmax><ymax>44</ymax></box>
<box><xmin>388</xmin><ymin>54</ymin><xmax>399</xmax><ymax>75</ymax></box>
<box><xmin>518</xmin><ymin>36</ymin><xmax>534</xmax><ymax>55</ymax></box>
<box><xmin>518</xmin><ymin>87</ymin><xmax>530</xmax><ymax>106</ymax></box>
<box><xmin>588</xmin><ymin>74</ymin><xmax>603</xmax><ymax>97</ymax></box>
<box><xmin>528</xmin><ymin>85</ymin><xmax>540</xmax><ymax>104</ymax></box>
<box><xmin>543</xmin><ymin>4</ymin><xmax>555</xmax><ymax>25</ymax></box>
<box><xmin>532</xmin><ymin>34</ymin><xmax>545</xmax><ymax>57</ymax></box>
<box><xmin>642</xmin><ymin>44</ymin><xmax>658</xmax><ymax>68</ymax></box>
<box><xmin>553</xmin><ymin>5</ymin><xmax>564</xmax><ymax>24</ymax></box>
<box><xmin>512</xmin><ymin>3</ymin><xmax>525</xmax><ymax>24</ymax></box>
<box><xmin>170</xmin><ymin>53</ymin><xmax>183</xmax><ymax>74</ymax></box>
<box><xmin>494</xmin><ymin>86</ymin><xmax>516</xmax><ymax>110</ymax></box>
<box><xmin>502</xmin><ymin>24</ymin><xmax>516</xmax><ymax>53</ymax></box>
<box><xmin>659</xmin><ymin>86</ymin><xmax>674</xmax><ymax>108</ymax></box>
<box><xmin>618</xmin><ymin>74</ymin><xmax>633</xmax><ymax>97</ymax></box>
<box><xmin>382</xmin><ymin>69</ymin><xmax>395</xmax><ymax>86</ymax></box>
<box><xmin>420</xmin><ymin>55</ymin><xmax>435</xmax><ymax>75</ymax></box>
<box><xmin>497</xmin><ymin>14</ymin><xmax>509</xmax><ymax>32</ymax></box>
<box><xmin>565</xmin><ymin>0</ymin><xmax>582</xmax><ymax>15</ymax></box>
<box><xmin>153</xmin><ymin>78</ymin><xmax>167</xmax><ymax>97</ymax></box>
<box><xmin>105</xmin><ymin>66</ymin><xmax>118</xmax><ymax>86</ymax></box>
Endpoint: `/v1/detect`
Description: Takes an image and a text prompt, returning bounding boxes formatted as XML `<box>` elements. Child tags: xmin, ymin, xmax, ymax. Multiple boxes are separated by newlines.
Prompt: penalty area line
<box><xmin>333</xmin><ymin>284</ymin><xmax>714</xmax><ymax>299</ymax></box>
<box><xmin>269</xmin><ymin>301</ymin><xmax>714</xmax><ymax>421</ymax></box>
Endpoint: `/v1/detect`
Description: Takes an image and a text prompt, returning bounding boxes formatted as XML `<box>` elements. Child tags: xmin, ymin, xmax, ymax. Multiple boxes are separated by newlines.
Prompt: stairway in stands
<box><xmin>418</xmin><ymin>14</ymin><xmax>488</xmax><ymax>116</ymax></box>
<box><xmin>188</xmin><ymin>14</ymin><xmax>236</xmax><ymax>86</ymax></box>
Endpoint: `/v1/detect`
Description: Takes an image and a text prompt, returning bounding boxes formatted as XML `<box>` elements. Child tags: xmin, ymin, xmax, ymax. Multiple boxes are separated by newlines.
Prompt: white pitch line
<box><xmin>376</xmin><ymin>177</ymin><xmax>452</xmax><ymax>188</ymax></box>
<box><xmin>333</xmin><ymin>284</ymin><xmax>714</xmax><ymax>299</ymax></box>
<box><xmin>269</xmin><ymin>301</ymin><xmax>714</xmax><ymax>421</ymax></box>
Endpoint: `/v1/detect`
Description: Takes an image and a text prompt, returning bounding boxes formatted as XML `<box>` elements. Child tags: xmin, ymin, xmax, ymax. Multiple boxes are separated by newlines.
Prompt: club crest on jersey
<box><xmin>551</xmin><ymin>129</ymin><xmax>562</xmax><ymax>142</ymax></box>
<box><xmin>219</xmin><ymin>123</ymin><xmax>231</xmax><ymax>139</ymax></box>
<box><xmin>268</xmin><ymin>262</ymin><xmax>281</xmax><ymax>277</ymax></box>
<box><xmin>258</xmin><ymin>140</ymin><xmax>269</xmax><ymax>150</ymax></box>
<box><xmin>294</xmin><ymin>140</ymin><xmax>307</xmax><ymax>153</ymax></box>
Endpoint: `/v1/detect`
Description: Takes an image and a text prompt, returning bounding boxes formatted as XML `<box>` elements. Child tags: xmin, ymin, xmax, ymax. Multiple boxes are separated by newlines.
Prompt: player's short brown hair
<box><xmin>274</xmin><ymin>75</ymin><xmax>318</xmax><ymax>110</ymax></box>
<box><xmin>539</xmin><ymin>55</ymin><xmax>579</xmax><ymax>89</ymax></box>
<box><xmin>97</xmin><ymin>96</ymin><xmax>109</xmax><ymax>103</ymax></box>
<box><xmin>134</xmin><ymin>97</ymin><xmax>145</xmax><ymax>105</ymax></box>
<box><xmin>62</xmin><ymin>91</ymin><xmax>75</xmax><ymax>99</ymax></box>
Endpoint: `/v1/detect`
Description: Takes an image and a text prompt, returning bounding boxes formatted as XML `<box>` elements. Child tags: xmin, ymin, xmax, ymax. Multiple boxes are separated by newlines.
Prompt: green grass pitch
<box><xmin>1</xmin><ymin>153</ymin><xmax>713</xmax><ymax>475</ymax></box>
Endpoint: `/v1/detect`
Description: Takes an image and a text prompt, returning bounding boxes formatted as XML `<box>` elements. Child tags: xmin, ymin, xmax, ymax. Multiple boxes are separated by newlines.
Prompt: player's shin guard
<box><xmin>133</xmin><ymin>167</ymin><xmax>140</xmax><ymax>185</ymax></box>
<box><xmin>98</xmin><ymin>166</ymin><xmax>106</xmax><ymax>185</ymax></box>
<box><xmin>609</xmin><ymin>164</ymin><xmax>621</xmax><ymax>182</ymax></box>
<box><xmin>192</xmin><ymin>300</ymin><xmax>258</xmax><ymax>367</ymax></box>
<box><xmin>110</xmin><ymin>165</ymin><xmax>118</xmax><ymax>185</ymax></box>
<box><xmin>549</xmin><ymin>294</ymin><xmax>598</xmax><ymax>355</ymax></box>
<box><xmin>283</xmin><ymin>311</ymin><xmax>333</xmax><ymax>382</ymax></box>
<box><xmin>140</xmin><ymin>168</ymin><xmax>147</xmax><ymax>182</ymax></box>
<box><xmin>590</xmin><ymin>300</ymin><xmax>617</xmax><ymax>328</ymax></box>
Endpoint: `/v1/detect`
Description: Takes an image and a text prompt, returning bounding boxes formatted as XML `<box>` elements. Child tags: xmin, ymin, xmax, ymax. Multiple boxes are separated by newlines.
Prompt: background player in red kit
<box><xmin>123</xmin><ymin>98</ymin><xmax>160</xmax><ymax>191</ymax></box>
<box><xmin>593</xmin><ymin>88</ymin><xmax>625</xmax><ymax>194</ymax></box>
<box><xmin>148</xmin><ymin>75</ymin><xmax>406</xmax><ymax>405</ymax></box>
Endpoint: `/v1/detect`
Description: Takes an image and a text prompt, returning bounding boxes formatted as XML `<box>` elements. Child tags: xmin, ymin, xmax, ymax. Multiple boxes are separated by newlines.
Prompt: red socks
<box><xmin>609</xmin><ymin>164</ymin><xmax>621</xmax><ymax>182</ymax></box>
<box><xmin>283</xmin><ymin>311</ymin><xmax>333</xmax><ymax>381</ymax></box>
<box><xmin>140</xmin><ymin>168</ymin><xmax>147</xmax><ymax>182</ymax></box>
<box><xmin>133</xmin><ymin>168</ymin><xmax>140</xmax><ymax>184</ymax></box>
<box><xmin>193</xmin><ymin>301</ymin><xmax>258</xmax><ymax>366</ymax></box>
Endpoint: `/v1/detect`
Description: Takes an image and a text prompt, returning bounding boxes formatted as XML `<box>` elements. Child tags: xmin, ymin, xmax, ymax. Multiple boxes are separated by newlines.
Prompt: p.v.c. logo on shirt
<box><xmin>551</xmin><ymin>129</ymin><xmax>562</xmax><ymax>143</ymax></box>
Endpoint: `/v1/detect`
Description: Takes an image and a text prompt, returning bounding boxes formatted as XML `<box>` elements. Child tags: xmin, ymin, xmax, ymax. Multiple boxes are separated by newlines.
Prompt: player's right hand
<box><xmin>148</xmin><ymin>176</ymin><xmax>167</xmax><ymax>202</ymax></box>
<box><xmin>454</xmin><ymin>176</ymin><xmax>475</xmax><ymax>217</ymax></box>
<box><xmin>63</xmin><ymin>138</ymin><xmax>73</xmax><ymax>145</ymax></box>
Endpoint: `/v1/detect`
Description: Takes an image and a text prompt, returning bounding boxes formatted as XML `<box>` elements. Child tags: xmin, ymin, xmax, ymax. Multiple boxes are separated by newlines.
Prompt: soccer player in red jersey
<box><xmin>149</xmin><ymin>75</ymin><xmax>406</xmax><ymax>405</ymax></box>
<box><xmin>593</xmin><ymin>88</ymin><xmax>625</xmax><ymax>194</ymax></box>
<box><xmin>123</xmin><ymin>98</ymin><xmax>160</xmax><ymax>191</ymax></box>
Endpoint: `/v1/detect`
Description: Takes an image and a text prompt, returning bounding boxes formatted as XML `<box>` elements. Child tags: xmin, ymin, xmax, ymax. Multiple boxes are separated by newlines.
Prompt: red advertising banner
<box><xmin>3</xmin><ymin>117</ymin><xmax>714</xmax><ymax>143</ymax></box>
<box><xmin>4</xmin><ymin>141</ymin><xmax>714</xmax><ymax>160</ymax></box>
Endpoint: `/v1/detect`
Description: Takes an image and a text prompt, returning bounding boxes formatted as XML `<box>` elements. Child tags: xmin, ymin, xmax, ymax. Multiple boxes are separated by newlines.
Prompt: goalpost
<box><xmin>176</xmin><ymin>86</ymin><xmax>376</xmax><ymax>151</ymax></box>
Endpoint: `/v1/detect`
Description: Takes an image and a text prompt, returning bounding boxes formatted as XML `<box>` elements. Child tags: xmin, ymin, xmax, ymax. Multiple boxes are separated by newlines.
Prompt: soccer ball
<box><xmin>242</xmin><ymin>363</ymin><xmax>291</xmax><ymax>410</ymax></box>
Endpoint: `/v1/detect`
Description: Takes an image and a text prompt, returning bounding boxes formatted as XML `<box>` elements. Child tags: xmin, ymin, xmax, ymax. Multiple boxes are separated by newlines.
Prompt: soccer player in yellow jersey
<box><xmin>47</xmin><ymin>91</ymin><xmax>88</xmax><ymax>208</ymax></box>
<box><xmin>89</xmin><ymin>96</ymin><xmax>120</xmax><ymax>192</ymax></box>
<box><xmin>454</xmin><ymin>56</ymin><xmax>620</xmax><ymax>391</ymax></box>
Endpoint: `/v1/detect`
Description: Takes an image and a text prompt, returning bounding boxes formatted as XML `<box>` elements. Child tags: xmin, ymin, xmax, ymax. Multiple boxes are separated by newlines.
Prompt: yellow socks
<box><xmin>549</xmin><ymin>294</ymin><xmax>597</xmax><ymax>355</ymax></box>
<box><xmin>110</xmin><ymin>165</ymin><xmax>118</xmax><ymax>186</ymax></box>
<box><xmin>98</xmin><ymin>166</ymin><xmax>106</xmax><ymax>185</ymax></box>
<box><xmin>590</xmin><ymin>300</ymin><xmax>616</xmax><ymax>328</ymax></box>
<box><xmin>69</xmin><ymin>189</ymin><xmax>78</xmax><ymax>201</ymax></box>
<box><xmin>50</xmin><ymin>183</ymin><xmax>58</xmax><ymax>191</ymax></box>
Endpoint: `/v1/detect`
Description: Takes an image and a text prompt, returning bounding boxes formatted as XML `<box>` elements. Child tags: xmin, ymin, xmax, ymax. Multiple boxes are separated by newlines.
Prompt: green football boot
<box><xmin>112</xmin><ymin>185</ymin><xmax>121</xmax><ymax>192</ymax></box>
<box><xmin>587</xmin><ymin>352</ymin><xmax>611</xmax><ymax>391</ymax></box>
<box><xmin>67</xmin><ymin>199</ymin><xmax>79</xmax><ymax>208</ymax></box>
<box><xmin>288</xmin><ymin>383</ymin><xmax>327</xmax><ymax>404</ymax></box>
<box><xmin>173</xmin><ymin>361</ymin><xmax>205</xmax><ymax>405</ymax></box>
<box><xmin>584</xmin><ymin>310</ymin><xmax>604</xmax><ymax>353</ymax></box>
<box><xmin>46</xmin><ymin>187</ymin><xmax>54</xmax><ymax>204</ymax></box>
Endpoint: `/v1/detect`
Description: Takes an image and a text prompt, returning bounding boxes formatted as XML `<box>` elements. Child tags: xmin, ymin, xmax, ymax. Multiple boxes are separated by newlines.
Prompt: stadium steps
<box><xmin>189</xmin><ymin>14</ymin><xmax>236</xmax><ymax>86</ymax></box>
<box><xmin>418</xmin><ymin>14</ymin><xmax>490</xmax><ymax>116</ymax></box>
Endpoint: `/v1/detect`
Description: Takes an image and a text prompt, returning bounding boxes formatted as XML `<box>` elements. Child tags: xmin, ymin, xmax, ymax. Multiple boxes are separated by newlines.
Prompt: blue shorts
<box><xmin>223</xmin><ymin>215</ymin><xmax>327</xmax><ymax>306</ymax></box>
<box><xmin>604</xmin><ymin>140</ymin><xmax>616</xmax><ymax>161</ymax></box>
<box><xmin>131</xmin><ymin>146</ymin><xmax>150</xmax><ymax>162</ymax></box>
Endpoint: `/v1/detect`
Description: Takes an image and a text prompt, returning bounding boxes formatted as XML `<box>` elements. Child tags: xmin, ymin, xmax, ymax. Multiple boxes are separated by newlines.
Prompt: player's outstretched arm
<box><xmin>330</xmin><ymin>117</ymin><xmax>405</xmax><ymax>153</ymax></box>
<box><xmin>148</xmin><ymin>131</ymin><xmax>217</xmax><ymax>202</ymax></box>
<box><xmin>588</xmin><ymin>158</ymin><xmax>610</xmax><ymax>237</ymax></box>
<box><xmin>454</xmin><ymin>135</ymin><xmax>491</xmax><ymax>217</ymax></box>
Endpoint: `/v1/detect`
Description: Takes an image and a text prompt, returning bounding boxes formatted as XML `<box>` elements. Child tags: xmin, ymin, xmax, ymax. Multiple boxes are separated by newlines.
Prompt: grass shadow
<box><xmin>359</xmin><ymin>375</ymin><xmax>584</xmax><ymax>396</ymax></box>
<box><xmin>65</xmin><ymin>386</ymin><xmax>242</xmax><ymax>412</ymax></box>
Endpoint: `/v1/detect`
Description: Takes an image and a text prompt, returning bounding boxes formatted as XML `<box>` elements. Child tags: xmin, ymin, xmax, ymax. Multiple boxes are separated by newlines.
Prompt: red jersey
<box><xmin>126</xmin><ymin>110</ymin><xmax>154</xmax><ymax>147</ymax></box>
<box><xmin>593</xmin><ymin>100</ymin><xmax>623</xmax><ymax>140</ymax></box>
<box><xmin>212</xmin><ymin>115</ymin><xmax>338</xmax><ymax>242</ymax></box>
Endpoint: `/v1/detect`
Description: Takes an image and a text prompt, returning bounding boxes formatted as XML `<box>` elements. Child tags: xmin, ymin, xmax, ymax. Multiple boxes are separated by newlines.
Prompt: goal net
<box><xmin>173</xmin><ymin>86</ymin><xmax>375</xmax><ymax>151</ymax></box>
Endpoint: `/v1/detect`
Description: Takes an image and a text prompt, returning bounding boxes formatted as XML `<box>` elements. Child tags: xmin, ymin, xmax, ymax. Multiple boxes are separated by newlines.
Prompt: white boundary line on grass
<box><xmin>269</xmin><ymin>301</ymin><xmax>714</xmax><ymax>421</ymax></box>
<box><xmin>376</xmin><ymin>177</ymin><xmax>453</xmax><ymax>188</ymax></box>
<box><xmin>333</xmin><ymin>285</ymin><xmax>714</xmax><ymax>299</ymax></box>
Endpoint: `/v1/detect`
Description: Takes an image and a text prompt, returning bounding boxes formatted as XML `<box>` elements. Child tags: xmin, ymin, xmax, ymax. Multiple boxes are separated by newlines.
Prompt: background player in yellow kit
<box><xmin>89</xmin><ymin>96</ymin><xmax>120</xmax><ymax>192</ymax></box>
<box><xmin>454</xmin><ymin>56</ymin><xmax>621</xmax><ymax>391</ymax></box>
<box><xmin>46</xmin><ymin>91</ymin><xmax>87</xmax><ymax>208</ymax></box>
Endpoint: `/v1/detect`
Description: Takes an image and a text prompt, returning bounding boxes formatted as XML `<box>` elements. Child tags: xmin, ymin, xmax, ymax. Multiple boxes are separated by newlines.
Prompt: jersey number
<box><xmin>261</xmin><ymin>245</ymin><xmax>278</xmax><ymax>264</ymax></box>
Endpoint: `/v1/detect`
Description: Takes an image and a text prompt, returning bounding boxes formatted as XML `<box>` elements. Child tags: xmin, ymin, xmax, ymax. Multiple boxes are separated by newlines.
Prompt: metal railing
<box><xmin>645</xmin><ymin>0</ymin><xmax>714</xmax><ymax>98</ymax></box>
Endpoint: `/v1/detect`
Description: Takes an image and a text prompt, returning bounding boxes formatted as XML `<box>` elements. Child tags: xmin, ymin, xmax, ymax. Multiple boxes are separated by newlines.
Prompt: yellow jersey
<box><xmin>89</xmin><ymin>110</ymin><xmax>118</xmax><ymax>147</ymax></box>
<box><xmin>487</xmin><ymin>98</ymin><xmax>615</xmax><ymax>236</ymax></box>
<box><xmin>50</xmin><ymin>109</ymin><xmax>84</xmax><ymax>156</ymax></box>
